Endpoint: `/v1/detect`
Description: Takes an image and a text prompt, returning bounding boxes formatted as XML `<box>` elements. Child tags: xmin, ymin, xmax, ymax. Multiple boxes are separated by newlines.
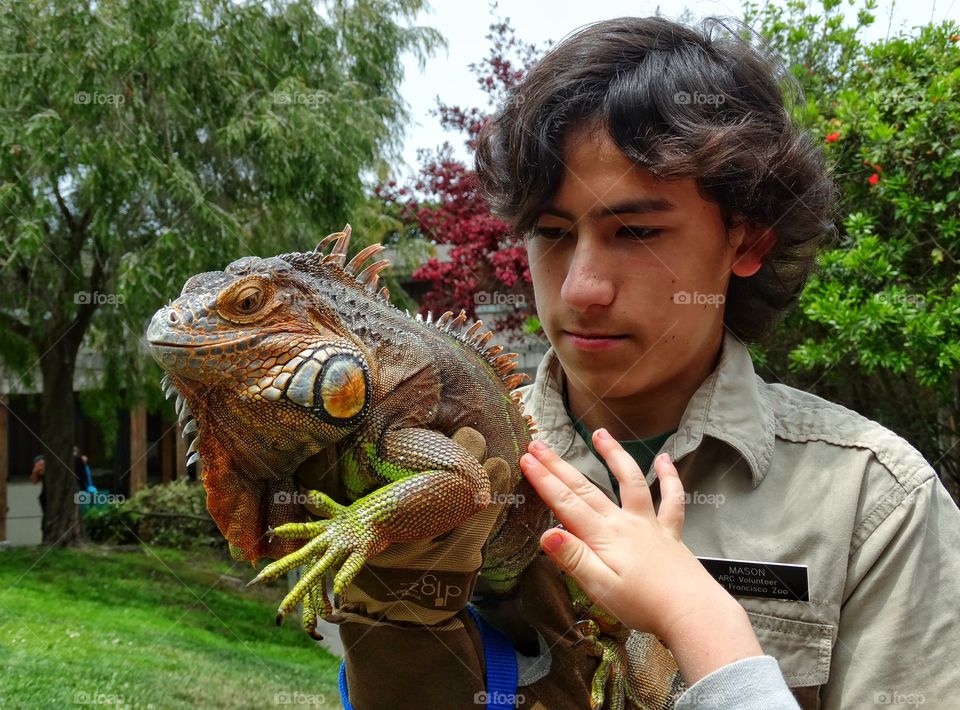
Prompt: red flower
<box><xmin>868</xmin><ymin>173</ymin><xmax>880</xmax><ymax>186</ymax></box>
<box><xmin>825</xmin><ymin>131</ymin><xmax>841</xmax><ymax>143</ymax></box>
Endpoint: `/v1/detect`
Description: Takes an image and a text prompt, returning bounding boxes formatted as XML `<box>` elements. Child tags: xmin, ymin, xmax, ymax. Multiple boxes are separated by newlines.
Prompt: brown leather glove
<box><xmin>301</xmin><ymin>426</ymin><xmax>511</xmax><ymax>627</ymax></box>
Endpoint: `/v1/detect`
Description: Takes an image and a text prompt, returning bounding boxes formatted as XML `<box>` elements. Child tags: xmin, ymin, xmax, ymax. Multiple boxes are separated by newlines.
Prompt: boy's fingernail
<box><xmin>520</xmin><ymin>453</ymin><xmax>538</xmax><ymax>468</ymax></box>
<box><xmin>531</xmin><ymin>440</ymin><xmax>548</xmax><ymax>451</ymax></box>
<box><xmin>595</xmin><ymin>428</ymin><xmax>612</xmax><ymax>440</ymax></box>
<box><xmin>542</xmin><ymin>532</ymin><xmax>564</xmax><ymax>553</ymax></box>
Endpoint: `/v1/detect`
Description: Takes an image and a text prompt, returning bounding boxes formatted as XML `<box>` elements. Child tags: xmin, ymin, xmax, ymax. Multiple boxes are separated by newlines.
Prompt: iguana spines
<box><xmin>281</xmin><ymin>224</ymin><xmax>532</xmax><ymax>396</ymax></box>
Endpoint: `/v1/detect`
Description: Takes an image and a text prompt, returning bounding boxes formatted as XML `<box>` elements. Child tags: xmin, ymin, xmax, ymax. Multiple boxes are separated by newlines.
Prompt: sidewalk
<box><xmin>3</xmin><ymin>481</ymin><xmax>43</xmax><ymax>546</ymax></box>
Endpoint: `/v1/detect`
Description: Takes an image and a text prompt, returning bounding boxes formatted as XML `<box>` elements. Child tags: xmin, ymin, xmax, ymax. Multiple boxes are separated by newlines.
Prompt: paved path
<box><xmin>3</xmin><ymin>481</ymin><xmax>42</xmax><ymax>546</ymax></box>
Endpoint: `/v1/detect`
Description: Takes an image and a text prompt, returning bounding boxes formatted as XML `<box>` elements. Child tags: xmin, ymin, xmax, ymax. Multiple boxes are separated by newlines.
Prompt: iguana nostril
<box><xmin>168</xmin><ymin>310</ymin><xmax>178</xmax><ymax>324</ymax></box>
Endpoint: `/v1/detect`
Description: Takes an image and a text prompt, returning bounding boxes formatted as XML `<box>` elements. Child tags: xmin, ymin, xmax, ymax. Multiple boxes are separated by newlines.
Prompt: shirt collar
<box><xmin>527</xmin><ymin>329</ymin><xmax>775</xmax><ymax>487</ymax></box>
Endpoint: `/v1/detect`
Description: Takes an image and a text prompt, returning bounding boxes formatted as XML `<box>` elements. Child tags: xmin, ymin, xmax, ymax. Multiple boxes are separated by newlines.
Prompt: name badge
<box><xmin>697</xmin><ymin>556</ymin><xmax>809</xmax><ymax>601</ymax></box>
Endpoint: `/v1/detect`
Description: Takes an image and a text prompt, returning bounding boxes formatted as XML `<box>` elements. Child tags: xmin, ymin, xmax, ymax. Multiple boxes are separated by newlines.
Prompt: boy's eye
<box><xmin>528</xmin><ymin>225</ymin><xmax>662</xmax><ymax>241</ymax></box>
<box><xmin>617</xmin><ymin>226</ymin><xmax>660</xmax><ymax>240</ymax></box>
<box><xmin>529</xmin><ymin>226</ymin><xmax>568</xmax><ymax>240</ymax></box>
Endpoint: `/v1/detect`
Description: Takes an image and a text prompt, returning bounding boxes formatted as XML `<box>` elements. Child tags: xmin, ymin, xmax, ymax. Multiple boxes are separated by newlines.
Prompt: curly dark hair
<box><xmin>475</xmin><ymin>16</ymin><xmax>837</xmax><ymax>341</ymax></box>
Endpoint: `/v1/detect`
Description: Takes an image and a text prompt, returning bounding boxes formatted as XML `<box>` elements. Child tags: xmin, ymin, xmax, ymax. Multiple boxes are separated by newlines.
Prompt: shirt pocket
<box><xmin>746</xmin><ymin>611</ymin><xmax>833</xmax><ymax>707</ymax></box>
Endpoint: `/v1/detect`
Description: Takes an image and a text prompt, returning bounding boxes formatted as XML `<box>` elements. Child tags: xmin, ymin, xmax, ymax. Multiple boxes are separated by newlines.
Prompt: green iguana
<box><xmin>145</xmin><ymin>226</ymin><xmax>682</xmax><ymax>709</ymax></box>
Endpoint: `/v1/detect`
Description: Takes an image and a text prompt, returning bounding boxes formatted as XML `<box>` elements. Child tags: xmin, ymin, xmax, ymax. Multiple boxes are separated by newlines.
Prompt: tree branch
<box><xmin>78</xmin><ymin>206</ymin><xmax>93</xmax><ymax>233</ymax></box>
<box><xmin>52</xmin><ymin>180</ymin><xmax>77</xmax><ymax>233</ymax></box>
<box><xmin>73</xmin><ymin>245</ymin><xmax>106</xmax><ymax>334</ymax></box>
<box><xmin>0</xmin><ymin>309</ymin><xmax>31</xmax><ymax>340</ymax></box>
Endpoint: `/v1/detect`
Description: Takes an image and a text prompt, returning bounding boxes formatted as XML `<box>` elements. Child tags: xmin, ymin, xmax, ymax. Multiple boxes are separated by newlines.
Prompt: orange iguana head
<box><xmin>145</xmin><ymin>226</ymin><xmax>386</xmax><ymax>562</ymax></box>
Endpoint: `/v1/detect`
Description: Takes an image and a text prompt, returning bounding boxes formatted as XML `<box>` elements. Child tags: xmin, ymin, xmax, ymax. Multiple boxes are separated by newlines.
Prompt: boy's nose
<box><xmin>560</xmin><ymin>239</ymin><xmax>615</xmax><ymax>311</ymax></box>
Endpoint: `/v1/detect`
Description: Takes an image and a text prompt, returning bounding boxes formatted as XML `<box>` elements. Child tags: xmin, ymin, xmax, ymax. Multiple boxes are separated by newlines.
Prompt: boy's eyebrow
<box><xmin>540</xmin><ymin>198</ymin><xmax>677</xmax><ymax>220</ymax></box>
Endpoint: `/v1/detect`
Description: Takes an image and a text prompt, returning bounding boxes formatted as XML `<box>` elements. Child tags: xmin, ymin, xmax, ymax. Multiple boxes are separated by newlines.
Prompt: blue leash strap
<box><xmin>339</xmin><ymin>659</ymin><xmax>353</xmax><ymax>710</ymax></box>
<box><xmin>338</xmin><ymin>606</ymin><xmax>519</xmax><ymax>710</ymax></box>
<box><xmin>466</xmin><ymin>604</ymin><xmax>519</xmax><ymax>709</ymax></box>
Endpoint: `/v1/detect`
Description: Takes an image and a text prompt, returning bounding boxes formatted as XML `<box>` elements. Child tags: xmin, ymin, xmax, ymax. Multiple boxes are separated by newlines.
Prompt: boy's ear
<box><xmin>730</xmin><ymin>225</ymin><xmax>776</xmax><ymax>278</ymax></box>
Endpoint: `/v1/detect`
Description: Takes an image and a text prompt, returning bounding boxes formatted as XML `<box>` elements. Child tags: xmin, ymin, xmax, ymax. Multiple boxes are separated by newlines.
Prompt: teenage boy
<box><xmin>475</xmin><ymin>14</ymin><xmax>960</xmax><ymax>709</ymax></box>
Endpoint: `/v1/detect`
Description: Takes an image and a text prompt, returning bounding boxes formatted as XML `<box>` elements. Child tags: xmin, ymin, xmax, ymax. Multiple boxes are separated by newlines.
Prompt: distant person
<box><xmin>30</xmin><ymin>454</ymin><xmax>45</xmax><ymax>515</ymax></box>
<box><xmin>72</xmin><ymin>446</ymin><xmax>95</xmax><ymax>493</ymax></box>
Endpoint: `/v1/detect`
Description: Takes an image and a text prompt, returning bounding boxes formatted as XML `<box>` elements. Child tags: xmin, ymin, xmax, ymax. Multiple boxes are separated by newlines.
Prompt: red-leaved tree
<box><xmin>379</xmin><ymin>19</ymin><xmax>545</xmax><ymax>330</ymax></box>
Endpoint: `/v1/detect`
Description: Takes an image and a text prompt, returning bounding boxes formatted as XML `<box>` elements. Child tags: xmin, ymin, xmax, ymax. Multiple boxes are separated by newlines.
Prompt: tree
<box><xmin>0</xmin><ymin>0</ymin><xmax>439</xmax><ymax>544</ymax></box>
<box><xmin>745</xmin><ymin>1</ymin><xmax>960</xmax><ymax>493</ymax></box>
<box><xmin>379</xmin><ymin>18</ymin><xmax>543</xmax><ymax>330</ymax></box>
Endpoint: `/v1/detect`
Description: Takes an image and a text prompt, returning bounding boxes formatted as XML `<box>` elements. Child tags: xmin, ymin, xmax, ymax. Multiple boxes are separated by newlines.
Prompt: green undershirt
<box><xmin>563</xmin><ymin>386</ymin><xmax>676</xmax><ymax>503</ymax></box>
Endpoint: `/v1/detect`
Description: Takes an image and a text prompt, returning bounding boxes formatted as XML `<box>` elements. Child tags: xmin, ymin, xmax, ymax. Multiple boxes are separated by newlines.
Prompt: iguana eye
<box><xmin>217</xmin><ymin>277</ymin><xmax>276</xmax><ymax>324</ymax></box>
<box><xmin>235</xmin><ymin>286</ymin><xmax>263</xmax><ymax>314</ymax></box>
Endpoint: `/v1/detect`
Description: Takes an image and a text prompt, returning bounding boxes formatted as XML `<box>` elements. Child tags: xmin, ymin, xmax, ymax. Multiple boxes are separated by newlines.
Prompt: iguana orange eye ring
<box><xmin>317</xmin><ymin>354</ymin><xmax>370</xmax><ymax>424</ymax></box>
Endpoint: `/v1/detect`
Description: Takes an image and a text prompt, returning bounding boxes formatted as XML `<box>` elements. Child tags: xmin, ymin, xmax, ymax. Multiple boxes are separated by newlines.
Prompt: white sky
<box><xmin>394</xmin><ymin>0</ymin><xmax>958</xmax><ymax>177</ymax></box>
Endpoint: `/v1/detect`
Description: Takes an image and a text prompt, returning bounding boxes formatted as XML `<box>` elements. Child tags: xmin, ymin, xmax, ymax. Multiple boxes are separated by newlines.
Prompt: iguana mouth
<box><xmin>147</xmin><ymin>334</ymin><xmax>261</xmax><ymax>351</ymax></box>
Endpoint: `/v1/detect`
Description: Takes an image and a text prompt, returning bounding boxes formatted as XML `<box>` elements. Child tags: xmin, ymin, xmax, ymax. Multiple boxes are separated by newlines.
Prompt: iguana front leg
<box><xmin>248</xmin><ymin>427</ymin><xmax>490</xmax><ymax>623</ymax></box>
<box><xmin>566</xmin><ymin>575</ymin><xmax>648</xmax><ymax>710</ymax></box>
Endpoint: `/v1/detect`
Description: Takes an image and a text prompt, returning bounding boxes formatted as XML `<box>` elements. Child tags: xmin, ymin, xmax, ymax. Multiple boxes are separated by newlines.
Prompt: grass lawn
<box><xmin>0</xmin><ymin>544</ymin><xmax>341</xmax><ymax>709</ymax></box>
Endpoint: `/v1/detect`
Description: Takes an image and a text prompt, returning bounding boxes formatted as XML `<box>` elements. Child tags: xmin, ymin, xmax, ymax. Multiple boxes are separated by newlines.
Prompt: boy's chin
<box><xmin>560</xmin><ymin>359</ymin><xmax>651</xmax><ymax>400</ymax></box>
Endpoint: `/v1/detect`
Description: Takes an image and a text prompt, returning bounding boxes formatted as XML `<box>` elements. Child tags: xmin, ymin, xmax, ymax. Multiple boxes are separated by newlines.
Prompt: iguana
<box><xmin>145</xmin><ymin>226</ymin><xmax>683</xmax><ymax>709</ymax></box>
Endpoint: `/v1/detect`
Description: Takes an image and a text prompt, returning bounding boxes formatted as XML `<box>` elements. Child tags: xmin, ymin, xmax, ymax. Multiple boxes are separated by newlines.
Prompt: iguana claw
<box><xmin>573</xmin><ymin>617</ymin><xmax>642</xmax><ymax>710</ymax></box>
<box><xmin>250</xmin><ymin>490</ymin><xmax>388</xmax><ymax>625</ymax></box>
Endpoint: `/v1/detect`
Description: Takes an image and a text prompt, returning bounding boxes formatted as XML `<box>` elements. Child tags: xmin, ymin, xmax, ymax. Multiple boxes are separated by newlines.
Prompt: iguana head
<box><xmin>145</xmin><ymin>226</ymin><xmax>387</xmax><ymax>562</ymax></box>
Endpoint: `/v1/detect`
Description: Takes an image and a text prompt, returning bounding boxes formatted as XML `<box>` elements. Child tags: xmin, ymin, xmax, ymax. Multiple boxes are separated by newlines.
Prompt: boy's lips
<box><xmin>562</xmin><ymin>330</ymin><xmax>627</xmax><ymax>351</ymax></box>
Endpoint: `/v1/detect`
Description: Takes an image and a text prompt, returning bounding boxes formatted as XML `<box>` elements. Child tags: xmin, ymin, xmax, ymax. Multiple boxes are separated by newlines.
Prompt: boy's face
<box><xmin>526</xmin><ymin>126</ymin><xmax>767</xmax><ymax>422</ymax></box>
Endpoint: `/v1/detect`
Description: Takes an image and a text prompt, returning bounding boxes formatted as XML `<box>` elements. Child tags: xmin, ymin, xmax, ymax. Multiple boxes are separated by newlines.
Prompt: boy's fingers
<box><xmin>526</xmin><ymin>440</ymin><xmax>617</xmax><ymax>515</ymax></box>
<box><xmin>520</xmin><ymin>453</ymin><xmax>599</xmax><ymax>537</ymax></box>
<box><xmin>654</xmin><ymin>454</ymin><xmax>685</xmax><ymax>539</ymax></box>
<box><xmin>540</xmin><ymin>528</ymin><xmax>616</xmax><ymax>599</ymax></box>
<box><xmin>592</xmin><ymin>429</ymin><xmax>655</xmax><ymax>517</ymax></box>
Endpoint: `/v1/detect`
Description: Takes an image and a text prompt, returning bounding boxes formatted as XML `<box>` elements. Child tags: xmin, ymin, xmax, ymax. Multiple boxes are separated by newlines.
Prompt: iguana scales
<box><xmin>145</xmin><ymin>226</ymin><xmax>682</xmax><ymax>709</ymax></box>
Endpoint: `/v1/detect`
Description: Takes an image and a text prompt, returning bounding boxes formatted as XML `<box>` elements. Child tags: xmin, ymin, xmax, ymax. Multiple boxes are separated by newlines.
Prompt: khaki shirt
<box><xmin>517</xmin><ymin>330</ymin><xmax>960</xmax><ymax>709</ymax></box>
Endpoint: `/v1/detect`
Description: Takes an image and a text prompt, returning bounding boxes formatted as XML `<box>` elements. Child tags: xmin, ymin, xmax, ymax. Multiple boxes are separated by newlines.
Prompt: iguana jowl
<box><xmin>145</xmin><ymin>226</ymin><xmax>682</xmax><ymax>710</ymax></box>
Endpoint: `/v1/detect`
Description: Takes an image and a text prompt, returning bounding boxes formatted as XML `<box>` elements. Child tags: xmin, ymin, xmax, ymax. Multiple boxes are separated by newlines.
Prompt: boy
<box><xmin>475</xmin><ymin>14</ymin><xmax>960</xmax><ymax>708</ymax></box>
<box><xmin>338</xmin><ymin>15</ymin><xmax>960</xmax><ymax>709</ymax></box>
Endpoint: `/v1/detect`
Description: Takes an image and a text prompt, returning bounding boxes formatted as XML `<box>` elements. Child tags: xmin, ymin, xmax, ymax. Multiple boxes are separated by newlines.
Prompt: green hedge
<box><xmin>85</xmin><ymin>479</ymin><xmax>224</xmax><ymax>550</ymax></box>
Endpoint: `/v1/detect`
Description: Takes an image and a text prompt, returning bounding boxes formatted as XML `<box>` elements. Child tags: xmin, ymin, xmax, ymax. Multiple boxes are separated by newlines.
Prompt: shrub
<box><xmin>85</xmin><ymin>479</ymin><xmax>223</xmax><ymax>550</ymax></box>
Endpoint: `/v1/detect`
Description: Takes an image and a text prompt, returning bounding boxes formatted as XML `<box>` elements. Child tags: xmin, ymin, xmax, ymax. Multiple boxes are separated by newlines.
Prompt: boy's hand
<box><xmin>520</xmin><ymin>429</ymin><xmax>763</xmax><ymax>683</ymax></box>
